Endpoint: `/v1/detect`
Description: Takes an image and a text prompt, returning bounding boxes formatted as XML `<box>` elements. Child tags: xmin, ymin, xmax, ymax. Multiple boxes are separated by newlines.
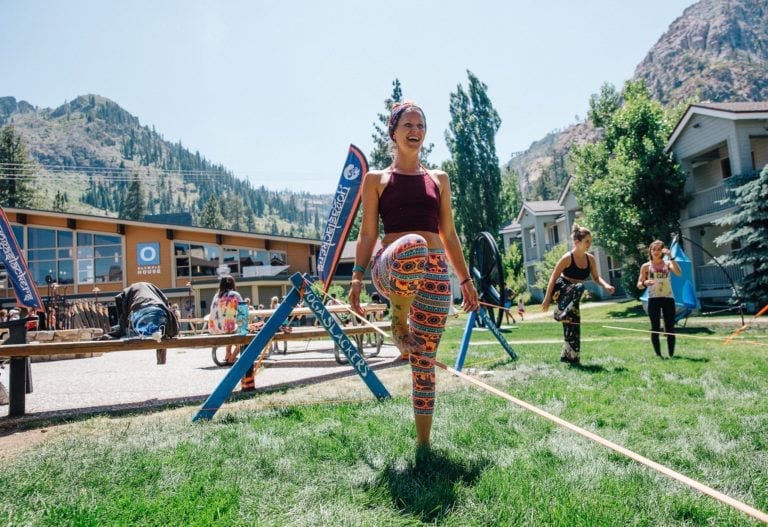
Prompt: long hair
<box><xmin>648</xmin><ymin>240</ymin><xmax>665</xmax><ymax>260</ymax></box>
<box><xmin>218</xmin><ymin>275</ymin><xmax>236</xmax><ymax>294</ymax></box>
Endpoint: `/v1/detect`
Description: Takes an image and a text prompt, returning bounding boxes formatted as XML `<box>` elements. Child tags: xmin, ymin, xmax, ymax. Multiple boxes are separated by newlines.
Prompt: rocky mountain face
<box><xmin>635</xmin><ymin>0</ymin><xmax>768</xmax><ymax>106</ymax></box>
<box><xmin>509</xmin><ymin>0</ymin><xmax>768</xmax><ymax>200</ymax></box>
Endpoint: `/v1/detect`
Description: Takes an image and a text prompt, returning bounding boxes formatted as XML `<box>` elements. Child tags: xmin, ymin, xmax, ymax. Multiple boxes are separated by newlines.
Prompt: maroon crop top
<box><xmin>378</xmin><ymin>169</ymin><xmax>441</xmax><ymax>233</ymax></box>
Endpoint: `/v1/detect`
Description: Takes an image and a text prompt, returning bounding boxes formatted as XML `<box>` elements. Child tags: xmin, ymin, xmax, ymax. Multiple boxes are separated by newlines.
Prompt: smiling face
<box><xmin>392</xmin><ymin>108</ymin><xmax>426</xmax><ymax>152</ymax></box>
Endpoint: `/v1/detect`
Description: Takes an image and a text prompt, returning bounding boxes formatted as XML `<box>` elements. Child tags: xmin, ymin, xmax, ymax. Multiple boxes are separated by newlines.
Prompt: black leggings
<box><xmin>648</xmin><ymin>297</ymin><xmax>676</xmax><ymax>356</ymax></box>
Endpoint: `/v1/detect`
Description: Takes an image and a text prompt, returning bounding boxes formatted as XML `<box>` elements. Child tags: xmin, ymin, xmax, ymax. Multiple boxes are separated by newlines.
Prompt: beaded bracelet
<box><xmin>352</xmin><ymin>264</ymin><xmax>366</xmax><ymax>273</ymax></box>
<box><xmin>460</xmin><ymin>277</ymin><xmax>473</xmax><ymax>286</ymax></box>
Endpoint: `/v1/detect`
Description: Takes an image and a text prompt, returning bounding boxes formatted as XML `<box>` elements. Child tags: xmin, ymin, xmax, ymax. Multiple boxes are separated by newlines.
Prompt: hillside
<box><xmin>635</xmin><ymin>0</ymin><xmax>768</xmax><ymax>106</ymax></box>
<box><xmin>0</xmin><ymin>94</ymin><xmax>330</xmax><ymax>238</ymax></box>
<box><xmin>508</xmin><ymin>0</ymin><xmax>768</xmax><ymax>200</ymax></box>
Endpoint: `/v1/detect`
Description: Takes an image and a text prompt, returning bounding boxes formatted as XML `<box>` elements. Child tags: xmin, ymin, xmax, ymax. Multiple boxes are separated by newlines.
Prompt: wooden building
<box><xmin>0</xmin><ymin>208</ymin><xmax>321</xmax><ymax>319</ymax></box>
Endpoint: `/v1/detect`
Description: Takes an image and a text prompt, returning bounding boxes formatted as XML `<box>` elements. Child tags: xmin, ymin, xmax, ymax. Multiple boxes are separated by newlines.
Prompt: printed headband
<box><xmin>387</xmin><ymin>102</ymin><xmax>425</xmax><ymax>139</ymax></box>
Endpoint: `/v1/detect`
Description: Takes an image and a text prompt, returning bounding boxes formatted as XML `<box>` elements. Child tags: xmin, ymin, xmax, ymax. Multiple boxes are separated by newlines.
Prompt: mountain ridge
<box><xmin>508</xmin><ymin>0</ymin><xmax>768</xmax><ymax>200</ymax></box>
<box><xmin>0</xmin><ymin>94</ymin><xmax>329</xmax><ymax>238</ymax></box>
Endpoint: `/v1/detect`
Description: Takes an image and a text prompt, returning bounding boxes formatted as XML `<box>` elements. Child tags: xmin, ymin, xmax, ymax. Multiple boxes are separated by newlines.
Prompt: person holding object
<box><xmin>348</xmin><ymin>100</ymin><xmax>479</xmax><ymax>447</ymax></box>
<box><xmin>541</xmin><ymin>224</ymin><xmax>615</xmax><ymax>365</ymax></box>
<box><xmin>637</xmin><ymin>240</ymin><xmax>681</xmax><ymax>357</ymax></box>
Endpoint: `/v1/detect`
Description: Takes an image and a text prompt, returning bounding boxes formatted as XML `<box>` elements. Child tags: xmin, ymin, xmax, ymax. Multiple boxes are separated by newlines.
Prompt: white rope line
<box><xmin>334</xmin><ymin>300</ymin><xmax>768</xmax><ymax>523</ymax></box>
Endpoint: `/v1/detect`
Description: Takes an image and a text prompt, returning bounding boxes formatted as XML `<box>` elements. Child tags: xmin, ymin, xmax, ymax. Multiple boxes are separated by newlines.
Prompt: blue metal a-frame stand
<box><xmin>454</xmin><ymin>306</ymin><xmax>517</xmax><ymax>372</ymax></box>
<box><xmin>193</xmin><ymin>273</ymin><xmax>391</xmax><ymax>421</ymax></box>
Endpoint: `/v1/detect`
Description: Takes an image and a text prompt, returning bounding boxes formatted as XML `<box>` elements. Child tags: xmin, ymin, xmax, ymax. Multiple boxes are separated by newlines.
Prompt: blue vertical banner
<box><xmin>0</xmin><ymin>207</ymin><xmax>44</xmax><ymax>311</ymax></box>
<box><xmin>316</xmin><ymin>144</ymin><xmax>368</xmax><ymax>292</ymax></box>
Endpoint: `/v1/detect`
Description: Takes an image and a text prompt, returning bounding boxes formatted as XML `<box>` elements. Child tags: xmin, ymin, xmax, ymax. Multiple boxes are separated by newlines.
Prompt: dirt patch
<box><xmin>0</xmin><ymin>426</ymin><xmax>62</xmax><ymax>460</ymax></box>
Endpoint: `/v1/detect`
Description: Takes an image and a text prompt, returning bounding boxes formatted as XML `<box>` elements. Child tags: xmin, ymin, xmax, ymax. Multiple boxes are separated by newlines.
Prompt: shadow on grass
<box><xmin>607</xmin><ymin>304</ymin><xmax>646</xmax><ymax>319</ymax></box>
<box><xmin>571</xmin><ymin>363</ymin><xmax>610</xmax><ymax>373</ymax></box>
<box><xmin>670</xmin><ymin>355</ymin><xmax>710</xmax><ymax>363</ymax></box>
<box><xmin>368</xmin><ymin>447</ymin><xmax>489</xmax><ymax>523</ymax></box>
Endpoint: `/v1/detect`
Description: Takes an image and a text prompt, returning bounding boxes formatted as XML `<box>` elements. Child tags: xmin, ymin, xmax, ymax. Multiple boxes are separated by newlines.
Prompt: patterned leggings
<box><xmin>372</xmin><ymin>234</ymin><xmax>451</xmax><ymax>415</ymax></box>
<box><xmin>552</xmin><ymin>277</ymin><xmax>585</xmax><ymax>362</ymax></box>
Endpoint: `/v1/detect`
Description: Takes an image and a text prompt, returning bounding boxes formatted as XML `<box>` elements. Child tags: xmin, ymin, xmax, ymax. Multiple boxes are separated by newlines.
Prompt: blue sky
<box><xmin>1</xmin><ymin>0</ymin><xmax>694</xmax><ymax>194</ymax></box>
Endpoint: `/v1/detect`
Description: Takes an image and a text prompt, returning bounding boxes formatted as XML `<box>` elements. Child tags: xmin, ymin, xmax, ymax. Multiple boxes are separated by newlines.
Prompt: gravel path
<box><xmin>0</xmin><ymin>338</ymin><xmax>404</xmax><ymax>423</ymax></box>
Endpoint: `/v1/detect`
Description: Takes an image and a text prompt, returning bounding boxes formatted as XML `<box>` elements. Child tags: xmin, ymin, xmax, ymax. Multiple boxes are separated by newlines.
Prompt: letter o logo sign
<box><xmin>136</xmin><ymin>242</ymin><xmax>160</xmax><ymax>266</ymax></box>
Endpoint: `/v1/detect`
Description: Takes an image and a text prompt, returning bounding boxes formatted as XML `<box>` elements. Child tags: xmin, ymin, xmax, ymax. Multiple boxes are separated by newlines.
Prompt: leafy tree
<box><xmin>534</xmin><ymin>243</ymin><xmax>568</xmax><ymax>292</ymax></box>
<box><xmin>200</xmin><ymin>195</ymin><xmax>225</xmax><ymax>229</ymax></box>
<box><xmin>0</xmin><ymin>125</ymin><xmax>36</xmax><ymax>208</ymax></box>
<box><xmin>588</xmin><ymin>82</ymin><xmax>621</xmax><ymax>128</ymax></box>
<box><xmin>445</xmin><ymin>71</ymin><xmax>504</xmax><ymax>247</ymax></box>
<box><xmin>571</xmin><ymin>80</ymin><xmax>687</xmax><ymax>296</ymax></box>
<box><xmin>499</xmin><ymin>166</ymin><xmax>522</xmax><ymax>226</ymax></box>
<box><xmin>502</xmin><ymin>242</ymin><xmax>528</xmax><ymax>301</ymax></box>
<box><xmin>713</xmin><ymin>165</ymin><xmax>768</xmax><ymax>303</ymax></box>
<box><xmin>120</xmin><ymin>176</ymin><xmax>145</xmax><ymax>220</ymax></box>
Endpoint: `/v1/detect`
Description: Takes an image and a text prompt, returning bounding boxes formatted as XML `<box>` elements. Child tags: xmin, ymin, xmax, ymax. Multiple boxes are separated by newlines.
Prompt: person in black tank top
<box><xmin>541</xmin><ymin>224</ymin><xmax>615</xmax><ymax>365</ymax></box>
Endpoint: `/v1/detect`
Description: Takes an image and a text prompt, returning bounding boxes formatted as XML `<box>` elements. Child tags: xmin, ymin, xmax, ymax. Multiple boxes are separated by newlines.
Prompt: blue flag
<box><xmin>316</xmin><ymin>144</ymin><xmax>368</xmax><ymax>292</ymax></box>
<box><xmin>0</xmin><ymin>207</ymin><xmax>44</xmax><ymax>311</ymax></box>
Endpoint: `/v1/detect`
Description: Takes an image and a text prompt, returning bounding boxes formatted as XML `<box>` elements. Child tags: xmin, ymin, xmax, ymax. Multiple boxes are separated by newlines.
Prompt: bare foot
<box><xmin>392</xmin><ymin>325</ymin><xmax>420</xmax><ymax>359</ymax></box>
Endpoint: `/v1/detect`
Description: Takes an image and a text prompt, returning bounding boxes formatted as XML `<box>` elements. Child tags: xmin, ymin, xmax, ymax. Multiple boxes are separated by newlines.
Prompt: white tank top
<box><xmin>647</xmin><ymin>262</ymin><xmax>673</xmax><ymax>299</ymax></box>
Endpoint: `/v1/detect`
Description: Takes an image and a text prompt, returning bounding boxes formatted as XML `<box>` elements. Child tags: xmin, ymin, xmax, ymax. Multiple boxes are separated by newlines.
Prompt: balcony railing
<box><xmin>686</xmin><ymin>184</ymin><xmax>731</xmax><ymax>219</ymax></box>
<box><xmin>695</xmin><ymin>263</ymin><xmax>745</xmax><ymax>291</ymax></box>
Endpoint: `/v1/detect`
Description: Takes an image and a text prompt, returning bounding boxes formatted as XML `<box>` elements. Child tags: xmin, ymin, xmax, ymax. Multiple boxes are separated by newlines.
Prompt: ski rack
<box><xmin>193</xmin><ymin>272</ymin><xmax>391</xmax><ymax>421</ymax></box>
<box><xmin>454</xmin><ymin>306</ymin><xmax>517</xmax><ymax>371</ymax></box>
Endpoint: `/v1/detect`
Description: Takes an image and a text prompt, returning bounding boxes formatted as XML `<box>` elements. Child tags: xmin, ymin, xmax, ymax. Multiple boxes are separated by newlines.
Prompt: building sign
<box><xmin>137</xmin><ymin>242</ymin><xmax>161</xmax><ymax>275</ymax></box>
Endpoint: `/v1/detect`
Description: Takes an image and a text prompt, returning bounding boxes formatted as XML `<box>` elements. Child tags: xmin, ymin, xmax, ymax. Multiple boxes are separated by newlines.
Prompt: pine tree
<box><xmin>713</xmin><ymin>165</ymin><xmax>768</xmax><ymax>303</ymax></box>
<box><xmin>445</xmin><ymin>71</ymin><xmax>504</xmax><ymax>246</ymax></box>
<box><xmin>120</xmin><ymin>176</ymin><xmax>145</xmax><ymax>220</ymax></box>
<box><xmin>369</xmin><ymin>79</ymin><xmax>434</xmax><ymax>170</ymax></box>
<box><xmin>369</xmin><ymin>79</ymin><xmax>403</xmax><ymax>170</ymax></box>
<box><xmin>0</xmin><ymin>125</ymin><xmax>36</xmax><ymax>208</ymax></box>
<box><xmin>52</xmin><ymin>190</ymin><xmax>68</xmax><ymax>212</ymax></box>
<box><xmin>200</xmin><ymin>195</ymin><xmax>225</xmax><ymax>229</ymax></box>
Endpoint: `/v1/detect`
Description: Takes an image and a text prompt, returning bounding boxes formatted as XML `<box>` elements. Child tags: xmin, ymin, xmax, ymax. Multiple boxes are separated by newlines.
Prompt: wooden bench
<box><xmin>0</xmin><ymin>320</ymin><xmax>391</xmax><ymax>417</ymax></box>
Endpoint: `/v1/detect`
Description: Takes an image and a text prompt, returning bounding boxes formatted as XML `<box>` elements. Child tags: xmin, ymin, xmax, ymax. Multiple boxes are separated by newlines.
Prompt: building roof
<box><xmin>667</xmin><ymin>101</ymin><xmax>768</xmax><ymax>151</ymax></box>
<box><xmin>340</xmin><ymin>239</ymin><xmax>383</xmax><ymax>261</ymax></box>
<box><xmin>523</xmin><ymin>200</ymin><xmax>562</xmax><ymax>214</ymax></box>
<box><xmin>7</xmin><ymin>207</ymin><xmax>321</xmax><ymax>245</ymax></box>
<box><xmin>499</xmin><ymin>220</ymin><xmax>521</xmax><ymax>234</ymax></box>
<box><xmin>693</xmin><ymin>101</ymin><xmax>768</xmax><ymax>113</ymax></box>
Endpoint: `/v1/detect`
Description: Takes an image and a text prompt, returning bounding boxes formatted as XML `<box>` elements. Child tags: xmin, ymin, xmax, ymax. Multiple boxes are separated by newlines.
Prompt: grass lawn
<box><xmin>0</xmin><ymin>300</ymin><xmax>766</xmax><ymax>526</ymax></box>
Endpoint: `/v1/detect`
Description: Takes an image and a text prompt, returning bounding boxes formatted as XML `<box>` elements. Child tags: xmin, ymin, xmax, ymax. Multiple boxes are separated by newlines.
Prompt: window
<box><xmin>270</xmin><ymin>250</ymin><xmax>287</xmax><ymax>266</ymax></box>
<box><xmin>721</xmin><ymin>157</ymin><xmax>732</xmax><ymax>179</ymax></box>
<box><xmin>174</xmin><ymin>242</ymin><xmax>286</xmax><ymax>279</ymax></box>
<box><xmin>27</xmin><ymin>227</ymin><xmax>74</xmax><ymax>285</ymax></box>
<box><xmin>550</xmin><ymin>226</ymin><xmax>559</xmax><ymax>245</ymax></box>
<box><xmin>174</xmin><ymin>242</ymin><xmax>221</xmax><ymax>278</ymax></box>
<box><xmin>76</xmin><ymin>232</ymin><xmax>123</xmax><ymax>284</ymax></box>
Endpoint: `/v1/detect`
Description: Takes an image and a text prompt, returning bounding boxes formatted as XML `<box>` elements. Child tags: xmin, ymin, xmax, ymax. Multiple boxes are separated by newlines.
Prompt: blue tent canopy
<box><xmin>640</xmin><ymin>240</ymin><xmax>700</xmax><ymax>322</ymax></box>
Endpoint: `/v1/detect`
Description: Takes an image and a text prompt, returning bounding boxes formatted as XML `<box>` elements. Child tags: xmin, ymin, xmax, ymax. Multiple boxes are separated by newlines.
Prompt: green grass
<box><xmin>1</xmin><ymin>300</ymin><xmax>766</xmax><ymax>526</ymax></box>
